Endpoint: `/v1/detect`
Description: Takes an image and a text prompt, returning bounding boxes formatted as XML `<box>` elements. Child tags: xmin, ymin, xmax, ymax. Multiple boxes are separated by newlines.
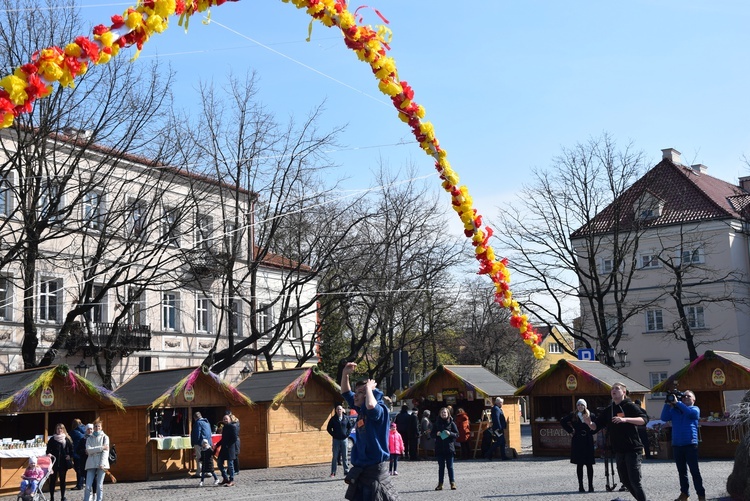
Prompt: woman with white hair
<box><xmin>560</xmin><ymin>399</ymin><xmax>596</xmax><ymax>493</ymax></box>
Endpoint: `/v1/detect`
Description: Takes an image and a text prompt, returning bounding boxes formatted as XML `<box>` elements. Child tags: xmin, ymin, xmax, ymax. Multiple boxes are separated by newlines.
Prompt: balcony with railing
<box><xmin>65</xmin><ymin>322</ymin><xmax>151</xmax><ymax>356</ymax></box>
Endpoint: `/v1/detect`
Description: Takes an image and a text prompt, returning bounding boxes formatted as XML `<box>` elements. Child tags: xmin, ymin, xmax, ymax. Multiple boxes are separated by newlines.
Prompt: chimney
<box><xmin>739</xmin><ymin>176</ymin><xmax>750</xmax><ymax>192</ymax></box>
<box><xmin>691</xmin><ymin>164</ymin><xmax>708</xmax><ymax>174</ymax></box>
<box><xmin>661</xmin><ymin>148</ymin><xmax>682</xmax><ymax>165</ymax></box>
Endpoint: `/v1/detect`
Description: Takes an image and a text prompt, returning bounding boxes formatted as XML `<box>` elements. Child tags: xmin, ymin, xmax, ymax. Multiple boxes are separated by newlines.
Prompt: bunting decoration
<box><xmin>150</xmin><ymin>367</ymin><xmax>252</xmax><ymax>408</ymax></box>
<box><xmin>0</xmin><ymin>365</ymin><xmax>125</xmax><ymax>412</ymax></box>
<box><xmin>0</xmin><ymin>0</ymin><xmax>545</xmax><ymax>358</ymax></box>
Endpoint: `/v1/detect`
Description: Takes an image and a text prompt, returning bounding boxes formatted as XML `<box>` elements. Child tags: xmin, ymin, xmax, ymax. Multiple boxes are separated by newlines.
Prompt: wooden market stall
<box><xmin>397</xmin><ymin>365</ymin><xmax>521</xmax><ymax>458</ymax></box>
<box><xmin>651</xmin><ymin>350</ymin><xmax>750</xmax><ymax>459</ymax></box>
<box><xmin>234</xmin><ymin>366</ymin><xmax>342</xmax><ymax>468</ymax></box>
<box><xmin>0</xmin><ymin>365</ymin><xmax>124</xmax><ymax>496</ymax></box>
<box><xmin>108</xmin><ymin>366</ymin><xmax>251</xmax><ymax>481</ymax></box>
<box><xmin>515</xmin><ymin>359</ymin><xmax>649</xmax><ymax>457</ymax></box>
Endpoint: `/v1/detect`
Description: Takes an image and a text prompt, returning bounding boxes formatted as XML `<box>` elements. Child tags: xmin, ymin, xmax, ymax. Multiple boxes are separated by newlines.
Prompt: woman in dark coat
<box><xmin>431</xmin><ymin>406</ymin><xmax>459</xmax><ymax>491</ymax></box>
<box><xmin>46</xmin><ymin>422</ymin><xmax>74</xmax><ymax>501</ymax></box>
<box><xmin>560</xmin><ymin>398</ymin><xmax>596</xmax><ymax>493</ymax></box>
<box><xmin>216</xmin><ymin>414</ymin><xmax>238</xmax><ymax>486</ymax></box>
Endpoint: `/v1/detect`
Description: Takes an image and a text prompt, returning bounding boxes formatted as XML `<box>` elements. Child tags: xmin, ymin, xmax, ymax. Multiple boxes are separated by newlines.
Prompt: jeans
<box><xmin>331</xmin><ymin>439</ymin><xmax>348</xmax><ymax>475</ymax></box>
<box><xmin>83</xmin><ymin>468</ymin><xmax>105</xmax><ymax>501</ymax></box>
<box><xmin>615</xmin><ymin>451</ymin><xmax>646</xmax><ymax>501</ymax></box>
<box><xmin>218</xmin><ymin>456</ymin><xmax>235</xmax><ymax>481</ymax></box>
<box><xmin>388</xmin><ymin>454</ymin><xmax>399</xmax><ymax>473</ymax></box>
<box><xmin>437</xmin><ymin>455</ymin><xmax>455</xmax><ymax>484</ymax></box>
<box><xmin>673</xmin><ymin>444</ymin><xmax>705</xmax><ymax>497</ymax></box>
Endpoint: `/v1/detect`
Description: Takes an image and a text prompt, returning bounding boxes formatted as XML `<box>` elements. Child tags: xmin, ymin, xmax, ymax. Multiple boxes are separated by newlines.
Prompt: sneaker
<box><xmin>213</xmin><ymin>479</ymin><xmax>220</xmax><ymax>485</ymax></box>
<box><xmin>198</xmin><ymin>482</ymin><xmax>203</xmax><ymax>487</ymax></box>
<box><xmin>393</xmin><ymin>471</ymin><xmax>399</xmax><ymax>476</ymax></box>
<box><xmin>226</xmin><ymin>481</ymin><xmax>235</xmax><ymax>487</ymax></box>
<box><xmin>330</xmin><ymin>473</ymin><xmax>336</xmax><ymax>478</ymax></box>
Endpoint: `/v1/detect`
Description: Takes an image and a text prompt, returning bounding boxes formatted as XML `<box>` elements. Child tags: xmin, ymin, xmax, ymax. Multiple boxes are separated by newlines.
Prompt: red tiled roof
<box><xmin>571</xmin><ymin>159</ymin><xmax>748</xmax><ymax>238</ymax></box>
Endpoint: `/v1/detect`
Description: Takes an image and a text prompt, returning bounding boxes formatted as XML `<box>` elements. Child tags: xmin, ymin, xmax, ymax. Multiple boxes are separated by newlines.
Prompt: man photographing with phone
<box><xmin>660</xmin><ymin>389</ymin><xmax>706</xmax><ymax>501</ymax></box>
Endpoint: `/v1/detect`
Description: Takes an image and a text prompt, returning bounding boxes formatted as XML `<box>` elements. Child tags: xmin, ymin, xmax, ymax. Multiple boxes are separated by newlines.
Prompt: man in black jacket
<box><xmin>326</xmin><ymin>405</ymin><xmax>353</xmax><ymax>477</ymax></box>
<box><xmin>586</xmin><ymin>382</ymin><xmax>649</xmax><ymax>501</ymax></box>
<box><xmin>393</xmin><ymin>405</ymin><xmax>411</xmax><ymax>460</ymax></box>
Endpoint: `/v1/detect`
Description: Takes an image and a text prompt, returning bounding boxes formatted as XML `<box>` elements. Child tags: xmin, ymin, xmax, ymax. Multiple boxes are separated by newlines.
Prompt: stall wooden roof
<box><xmin>651</xmin><ymin>350</ymin><xmax>750</xmax><ymax>393</ymax></box>
<box><xmin>397</xmin><ymin>365</ymin><xmax>517</xmax><ymax>400</ymax></box>
<box><xmin>235</xmin><ymin>366</ymin><xmax>340</xmax><ymax>406</ymax></box>
<box><xmin>114</xmin><ymin>366</ymin><xmax>251</xmax><ymax>408</ymax></box>
<box><xmin>0</xmin><ymin>365</ymin><xmax>124</xmax><ymax>412</ymax></box>
<box><xmin>515</xmin><ymin>359</ymin><xmax>650</xmax><ymax>396</ymax></box>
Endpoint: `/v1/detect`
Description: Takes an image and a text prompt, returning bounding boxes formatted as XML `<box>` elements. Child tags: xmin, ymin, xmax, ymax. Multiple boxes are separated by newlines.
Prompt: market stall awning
<box><xmin>515</xmin><ymin>359</ymin><xmax>649</xmax><ymax>396</ymax></box>
<box><xmin>114</xmin><ymin>366</ymin><xmax>252</xmax><ymax>408</ymax></box>
<box><xmin>651</xmin><ymin>350</ymin><xmax>750</xmax><ymax>393</ymax></box>
<box><xmin>396</xmin><ymin>365</ymin><xmax>517</xmax><ymax>401</ymax></box>
<box><xmin>235</xmin><ymin>365</ymin><xmax>340</xmax><ymax>406</ymax></box>
<box><xmin>0</xmin><ymin>365</ymin><xmax>124</xmax><ymax>412</ymax></box>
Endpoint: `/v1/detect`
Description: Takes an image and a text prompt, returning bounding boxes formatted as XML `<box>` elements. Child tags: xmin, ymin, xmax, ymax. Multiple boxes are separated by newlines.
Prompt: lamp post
<box><xmin>74</xmin><ymin>359</ymin><xmax>89</xmax><ymax>378</ymax></box>
<box><xmin>596</xmin><ymin>347</ymin><xmax>629</xmax><ymax>368</ymax></box>
<box><xmin>239</xmin><ymin>365</ymin><xmax>251</xmax><ymax>379</ymax></box>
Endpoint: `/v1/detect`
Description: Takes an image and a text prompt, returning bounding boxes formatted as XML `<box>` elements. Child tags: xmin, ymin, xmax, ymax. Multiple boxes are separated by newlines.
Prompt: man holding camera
<box><xmin>660</xmin><ymin>390</ymin><xmax>706</xmax><ymax>501</ymax></box>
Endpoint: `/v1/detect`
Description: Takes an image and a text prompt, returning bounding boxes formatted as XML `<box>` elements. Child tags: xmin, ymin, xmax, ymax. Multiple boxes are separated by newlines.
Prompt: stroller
<box><xmin>17</xmin><ymin>454</ymin><xmax>55</xmax><ymax>501</ymax></box>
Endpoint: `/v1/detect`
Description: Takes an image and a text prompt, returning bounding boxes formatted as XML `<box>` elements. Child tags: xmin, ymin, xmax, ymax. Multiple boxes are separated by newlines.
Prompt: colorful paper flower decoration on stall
<box><xmin>0</xmin><ymin>0</ymin><xmax>544</xmax><ymax>359</ymax></box>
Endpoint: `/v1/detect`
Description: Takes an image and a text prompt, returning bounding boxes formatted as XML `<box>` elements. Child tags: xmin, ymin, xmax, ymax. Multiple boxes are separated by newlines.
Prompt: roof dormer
<box><xmin>634</xmin><ymin>191</ymin><xmax>664</xmax><ymax>221</ymax></box>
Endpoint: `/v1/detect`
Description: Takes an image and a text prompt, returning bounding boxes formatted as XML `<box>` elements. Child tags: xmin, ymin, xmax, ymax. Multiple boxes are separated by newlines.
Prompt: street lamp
<box><xmin>74</xmin><ymin>359</ymin><xmax>89</xmax><ymax>378</ymax></box>
<box><xmin>239</xmin><ymin>365</ymin><xmax>251</xmax><ymax>379</ymax></box>
<box><xmin>596</xmin><ymin>348</ymin><xmax>629</xmax><ymax>368</ymax></box>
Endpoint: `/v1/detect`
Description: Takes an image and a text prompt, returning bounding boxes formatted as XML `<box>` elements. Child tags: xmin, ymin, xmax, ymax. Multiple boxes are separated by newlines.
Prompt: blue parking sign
<box><xmin>577</xmin><ymin>348</ymin><xmax>595</xmax><ymax>361</ymax></box>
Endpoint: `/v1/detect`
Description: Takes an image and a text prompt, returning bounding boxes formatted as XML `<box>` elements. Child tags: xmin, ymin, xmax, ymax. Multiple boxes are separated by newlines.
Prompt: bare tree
<box><xmin>493</xmin><ymin>134</ymin><xmax>651</xmax><ymax>364</ymax></box>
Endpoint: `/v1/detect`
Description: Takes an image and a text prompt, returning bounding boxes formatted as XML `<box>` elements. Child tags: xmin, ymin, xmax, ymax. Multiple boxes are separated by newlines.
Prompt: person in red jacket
<box><xmin>454</xmin><ymin>408</ymin><xmax>472</xmax><ymax>460</ymax></box>
<box><xmin>388</xmin><ymin>423</ymin><xmax>405</xmax><ymax>475</ymax></box>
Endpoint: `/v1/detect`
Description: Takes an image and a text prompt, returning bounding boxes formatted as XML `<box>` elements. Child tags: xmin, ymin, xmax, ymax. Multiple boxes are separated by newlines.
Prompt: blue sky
<box><xmin>73</xmin><ymin>1</ymin><xmax>750</xmax><ymax>239</ymax></box>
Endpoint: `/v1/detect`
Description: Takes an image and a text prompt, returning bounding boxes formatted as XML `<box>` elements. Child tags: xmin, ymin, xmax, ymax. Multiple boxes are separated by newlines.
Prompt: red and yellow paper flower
<box><xmin>0</xmin><ymin>0</ymin><xmax>545</xmax><ymax>359</ymax></box>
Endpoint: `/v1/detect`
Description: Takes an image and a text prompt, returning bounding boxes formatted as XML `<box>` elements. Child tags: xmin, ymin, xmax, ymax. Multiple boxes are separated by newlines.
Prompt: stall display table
<box><xmin>0</xmin><ymin>447</ymin><xmax>50</xmax><ymax>493</ymax></box>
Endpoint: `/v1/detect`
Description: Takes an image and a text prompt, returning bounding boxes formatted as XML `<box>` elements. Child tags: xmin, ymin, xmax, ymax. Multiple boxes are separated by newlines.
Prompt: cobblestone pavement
<box><xmin>1</xmin><ymin>456</ymin><xmax>733</xmax><ymax>501</ymax></box>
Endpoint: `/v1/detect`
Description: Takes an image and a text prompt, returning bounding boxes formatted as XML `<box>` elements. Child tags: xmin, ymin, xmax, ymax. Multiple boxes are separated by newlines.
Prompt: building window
<box><xmin>547</xmin><ymin>342</ymin><xmax>562</xmax><ymax>354</ymax></box>
<box><xmin>162</xmin><ymin>293</ymin><xmax>178</xmax><ymax>330</ymax></box>
<box><xmin>83</xmin><ymin>191</ymin><xmax>103</xmax><ymax>231</ymax></box>
<box><xmin>646</xmin><ymin>309</ymin><xmax>663</xmax><ymax>331</ymax></box>
<box><xmin>196</xmin><ymin>296</ymin><xmax>210</xmax><ymax>333</ymax></box>
<box><xmin>161</xmin><ymin>207</ymin><xmax>180</xmax><ymax>247</ymax></box>
<box><xmin>195</xmin><ymin>214</ymin><xmax>213</xmax><ymax>250</ymax></box>
<box><xmin>84</xmin><ymin>286</ymin><xmax>106</xmax><ymax>323</ymax></box>
<box><xmin>640</xmin><ymin>253</ymin><xmax>660</xmax><ymax>269</ymax></box>
<box><xmin>290</xmin><ymin>307</ymin><xmax>302</xmax><ymax>339</ymax></box>
<box><xmin>0</xmin><ymin>174</ymin><xmax>11</xmax><ymax>216</ymax></box>
<box><xmin>129</xmin><ymin>199</ymin><xmax>147</xmax><ymax>238</ymax></box>
<box><xmin>256</xmin><ymin>303</ymin><xmax>272</xmax><ymax>335</ymax></box>
<box><xmin>40</xmin><ymin>182</ymin><xmax>63</xmax><ymax>223</ymax></box>
<box><xmin>39</xmin><ymin>278</ymin><xmax>61</xmax><ymax>322</ymax></box>
<box><xmin>650</xmin><ymin>371</ymin><xmax>668</xmax><ymax>398</ymax></box>
<box><xmin>139</xmin><ymin>356</ymin><xmax>152</xmax><ymax>372</ymax></box>
<box><xmin>127</xmin><ymin>288</ymin><xmax>146</xmax><ymax>325</ymax></box>
<box><xmin>225</xmin><ymin>222</ymin><xmax>241</xmax><ymax>255</ymax></box>
<box><xmin>231</xmin><ymin>300</ymin><xmax>242</xmax><ymax>337</ymax></box>
<box><xmin>599</xmin><ymin>258</ymin><xmax>614</xmax><ymax>274</ymax></box>
<box><xmin>0</xmin><ymin>277</ymin><xmax>10</xmax><ymax>321</ymax></box>
<box><xmin>686</xmin><ymin>306</ymin><xmax>705</xmax><ymax>329</ymax></box>
<box><xmin>679</xmin><ymin>247</ymin><xmax>704</xmax><ymax>266</ymax></box>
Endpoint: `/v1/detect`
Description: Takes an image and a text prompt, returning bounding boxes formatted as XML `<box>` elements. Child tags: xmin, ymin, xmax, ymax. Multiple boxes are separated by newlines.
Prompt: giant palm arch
<box><xmin>0</xmin><ymin>0</ymin><xmax>545</xmax><ymax>359</ymax></box>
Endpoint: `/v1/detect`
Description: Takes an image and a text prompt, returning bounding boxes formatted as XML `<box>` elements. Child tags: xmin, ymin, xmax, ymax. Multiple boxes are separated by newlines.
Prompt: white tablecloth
<box><xmin>0</xmin><ymin>446</ymin><xmax>46</xmax><ymax>459</ymax></box>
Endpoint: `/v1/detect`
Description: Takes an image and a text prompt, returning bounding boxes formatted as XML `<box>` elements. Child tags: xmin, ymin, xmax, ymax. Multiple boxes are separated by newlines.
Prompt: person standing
<box><xmin>197</xmin><ymin>439</ymin><xmax>220</xmax><ymax>486</ymax></box>
<box><xmin>419</xmin><ymin>410</ymin><xmax>432</xmax><ymax>459</ymax></box>
<box><xmin>191</xmin><ymin>412</ymin><xmax>212</xmax><ymax>478</ymax></box>
<box><xmin>216</xmin><ymin>414</ymin><xmax>238</xmax><ymax>487</ymax></box>
<box><xmin>388</xmin><ymin>423</ymin><xmax>404</xmax><ymax>475</ymax></box>
<box><xmin>486</xmin><ymin>397</ymin><xmax>508</xmax><ymax>460</ymax></box>
<box><xmin>454</xmin><ymin>408</ymin><xmax>472</xmax><ymax>460</ymax></box>
<box><xmin>229</xmin><ymin>412</ymin><xmax>240</xmax><ymax>476</ymax></box>
<box><xmin>340</xmin><ymin>361</ymin><xmax>398</xmax><ymax>500</ymax></box>
<box><xmin>326</xmin><ymin>404</ymin><xmax>352</xmax><ymax>478</ymax></box>
<box><xmin>407</xmin><ymin>409</ymin><xmax>420</xmax><ymax>461</ymax></box>
<box><xmin>46</xmin><ymin>423</ymin><xmax>74</xmax><ymax>501</ymax></box>
<box><xmin>661</xmin><ymin>390</ymin><xmax>706</xmax><ymax>501</ymax></box>
<box><xmin>432</xmin><ymin>407</ymin><xmax>458</xmax><ymax>490</ymax></box>
<box><xmin>70</xmin><ymin>418</ymin><xmax>87</xmax><ymax>490</ymax></box>
<box><xmin>393</xmin><ymin>405</ymin><xmax>411</xmax><ymax>460</ymax></box>
<box><xmin>560</xmin><ymin>399</ymin><xmax>596</xmax><ymax>493</ymax></box>
<box><xmin>587</xmin><ymin>382</ymin><xmax>649</xmax><ymax>501</ymax></box>
<box><xmin>83</xmin><ymin>418</ymin><xmax>110</xmax><ymax>501</ymax></box>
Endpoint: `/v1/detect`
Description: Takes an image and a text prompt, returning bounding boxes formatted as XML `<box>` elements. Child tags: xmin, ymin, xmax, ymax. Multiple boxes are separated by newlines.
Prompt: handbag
<box><xmin>108</xmin><ymin>444</ymin><xmax>117</xmax><ymax>464</ymax></box>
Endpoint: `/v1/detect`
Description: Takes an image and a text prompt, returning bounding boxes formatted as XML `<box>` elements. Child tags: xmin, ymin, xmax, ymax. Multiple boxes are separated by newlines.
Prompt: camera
<box><xmin>665</xmin><ymin>389</ymin><xmax>685</xmax><ymax>404</ymax></box>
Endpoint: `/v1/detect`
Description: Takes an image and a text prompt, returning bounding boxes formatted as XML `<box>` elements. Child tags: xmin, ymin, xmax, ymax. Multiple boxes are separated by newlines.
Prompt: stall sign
<box><xmin>537</xmin><ymin>423</ymin><xmax>570</xmax><ymax>449</ymax></box>
<box><xmin>436</xmin><ymin>392</ymin><xmax>443</xmax><ymax>402</ymax></box>
<box><xmin>565</xmin><ymin>374</ymin><xmax>578</xmax><ymax>391</ymax></box>
<box><xmin>711</xmin><ymin>368</ymin><xmax>726</xmax><ymax>386</ymax></box>
<box><xmin>427</xmin><ymin>394</ymin><xmax>436</xmax><ymax>402</ymax></box>
<box><xmin>184</xmin><ymin>386</ymin><xmax>195</xmax><ymax>402</ymax></box>
<box><xmin>443</xmin><ymin>388</ymin><xmax>459</xmax><ymax>405</ymax></box>
<box><xmin>40</xmin><ymin>387</ymin><xmax>54</xmax><ymax>407</ymax></box>
<box><xmin>484</xmin><ymin>397</ymin><xmax>492</xmax><ymax>407</ymax></box>
<box><xmin>296</xmin><ymin>384</ymin><xmax>306</xmax><ymax>399</ymax></box>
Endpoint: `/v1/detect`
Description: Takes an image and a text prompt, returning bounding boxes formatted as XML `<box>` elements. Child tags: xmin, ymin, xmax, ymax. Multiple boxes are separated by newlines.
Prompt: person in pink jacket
<box><xmin>19</xmin><ymin>456</ymin><xmax>44</xmax><ymax>496</ymax></box>
<box><xmin>388</xmin><ymin>422</ymin><xmax>405</xmax><ymax>475</ymax></box>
